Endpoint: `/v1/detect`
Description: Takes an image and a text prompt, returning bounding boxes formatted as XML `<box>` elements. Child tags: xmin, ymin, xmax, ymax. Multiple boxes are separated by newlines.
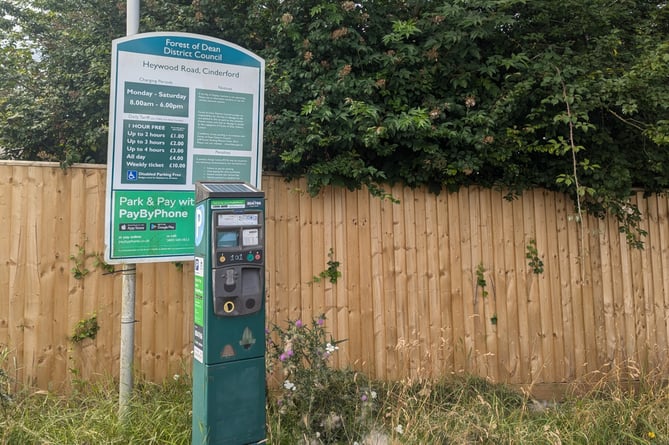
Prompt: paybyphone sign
<box><xmin>105</xmin><ymin>32</ymin><xmax>265</xmax><ymax>263</ymax></box>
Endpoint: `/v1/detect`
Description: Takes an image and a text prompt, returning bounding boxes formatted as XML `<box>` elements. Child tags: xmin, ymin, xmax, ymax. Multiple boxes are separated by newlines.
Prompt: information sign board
<box><xmin>105</xmin><ymin>32</ymin><xmax>264</xmax><ymax>263</ymax></box>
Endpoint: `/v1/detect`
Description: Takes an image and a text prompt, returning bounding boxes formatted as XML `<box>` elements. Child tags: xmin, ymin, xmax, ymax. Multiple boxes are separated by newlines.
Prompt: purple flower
<box><xmin>280</xmin><ymin>349</ymin><xmax>294</xmax><ymax>361</ymax></box>
<box><xmin>295</xmin><ymin>319</ymin><xmax>303</xmax><ymax>328</ymax></box>
<box><xmin>361</xmin><ymin>394</ymin><xmax>368</xmax><ymax>402</ymax></box>
<box><xmin>317</xmin><ymin>318</ymin><xmax>325</xmax><ymax>326</ymax></box>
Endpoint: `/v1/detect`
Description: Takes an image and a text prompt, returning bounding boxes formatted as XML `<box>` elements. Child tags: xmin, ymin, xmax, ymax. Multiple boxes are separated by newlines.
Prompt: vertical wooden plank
<box><xmin>490</xmin><ymin>189</ymin><xmax>509</xmax><ymax>382</ymax></box>
<box><xmin>54</xmin><ymin>166</ymin><xmax>75</xmax><ymax>386</ymax></box>
<box><xmin>321</xmin><ymin>187</ymin><xmax>339</xmax><ymax>364</ymax></box>
<box><xmin>35</xmin><ymin>167</ymin><xmax>60</xmax><ymax>388</ymax></box>
<box><xmin>93</xmin><ymin>167</ymin><xmax>121</xmax><ymax>379</ymax></box>
<box><xmin>634</xmin><ymin>193</ymin><xmax>653</xmax><ymax>367</ymax></box>
<box><xmin>533</xmin><ymin>189</ymin><xmax>555</xmax><ymax>383</ymax></box>
<box><xmin>566</xmin><ymin>201</ymin><xmax>588</xmax><ymax>377</ymax></box>
<box><xmin>272</xmin><ymin>180</ymin><xmax>291</xmax><ymax>328</ymax></box>
<box><xmin>355</xmin><ymin>190</ymin><xmax>374</xmax><ymax>376</ymax></box>
<box><xmin>501</xmin><ymin>194</ymin><xmax>521</xmax><ymax>383</ymax></box>
<box><xmin>646</xmin><ymin>195</ymin><xmax>667</xmax><ymax>364</ymax></box>
<box><xmin>591</xmin><ymin>213</ymin><xmax>616</xmax><ymax>364</ymax></box>
<box><xmin>66</xmin><ymin>167</ymin><xmax>89</xmax><ymax>387</ymax></box>
<box><xmin>448</xmin><ymin>190</ymin><xmax>466</xmax><ymax>373</ymax></box>
<box><xmin>183</xmin><ymin>263</ymin><xmax>196</xmax><ymax>372</ymax></box>
<box><xmin>467</xmin><ymin>187</ymin><xmax>485</xmax><ymax>376</ymax></box>
<box><xmin>544</xmin><ymin>191</ymin><xmax>566</xmax><ymax>381</ymax></box>
<box><xmin>618</xmin><ymin>205</ymin><xmax>638</xmax><ymax>366</ymax></box>
<box><xmin>154</xmin><ymin>263</ymin><xmax>171</xmax><ymax>382</ymax></box>
<box><xmin>436</xmin><ymin>193</ymin><xmax>453</xmax><ymax>373</ymax></box>
<box><xmin>309</xmin><ymin>179</ymin><xmax>327</xmax><ymax>332</ymax></box>
<box><xmin>342</xmin><ymin>189</ymin><xmax>359</xmax><ymax>369</ymax></box>
<box><xmin>369</xmin><ymin>191</ymin><xmax>387</xmax><ymax>379</ymax></box>
<box><xmin>138</xmin><ymin>264</ymin><xmax>156</xmax><ymax>381</ymax></box>
<box><xmin>263</xmin><ymin>176</ymin><xmax>277</xmax><ymax>329</ymax></box>
<box><xmin>412</xmin><ymin>188</ymin><xmax>429</xmax><ymax>377</ymax></box>
<box><xmin>84</xmin><ymin>167</ymin><xmax>110</xmax><ymax>379</ymax></box>
<box><xmin>333</xmin><ymin>188</ymin><xmax>349</xmax><ymax>367</ymax></box>
<box><xmin>21</xmin><ymin>166</ymin><xmax>42</xmax><ymax>387</ymax></box>
<box><xmin>7</xmin><ymin>165</ymin><xmax>26</xmax><ymax>385</ymax></box>
<box><xmin>298</xmin><ymin>187</ymin><xmax>314</xmax><ymax>326</ymax></box>
<box><xmin>320</xmin><ymin>186</ymin><xmax>333</xmax><ymax>321</ymax></box>
<box><xmin>626</xmin><ymin>193</ymin><xmax>644</xmax><ymax>368</ymax></box>
<box><xmin>554</xmin><ymin>192</ymin><xmax>575</xmax><ymax>381</ymax></box>
<box><xmin>586</xmin><ymin>218</ymin><xmax>613</xmax><ymax>371</ymax></box>
<box><xmin>460</xmin><ymin>188</ymin><xmax>477</xmax><ymax>374</ymax></box>
<box><xmin>392</xmin><ymin>186</ymin><xmax>410</xmax><ymax>377</ymax></box>
<box><xmin>656</xmin><ymin>195</ymin><xmax>669</xmax><ymax>363</ymax></box>
<box><xmin>524</xmin><ymin>191</ymin><xmax>545</xmax><ymax>382</ymax></box>
<box><xmin>401</xmin><ymin>187</ymin><xmax>420</xmax><ymax>377</ymax></box>
<box><xmin>166</xmin><ymin>261</ymin><xmax>188</xmax><ymax>377</ymax></box>
<box><xmin>287</xmin><ymin>185</ymin><xmax>302</xmax><ymax>325</ymax></box>
<box><xmin>0</xmin><ymin>165</ymin><xmax>11</xmax><ymax>361</ymax></box>
<box><xmin>478</xmin><ymin>188</ymin><xmax>497</xmax><ymax>381</ymax></box>
<box><xmin>423</xmin><ymin>191</ymin><xmax>442</xmax><ymax>376</ymax></box>
<box><xmin>470</xmin><ymin>187</ymin><xmax>483</xmax><ymax>376</ymax></box>
<box><xmin>581</xmin><ymin>213</ymin><xmax>601</xmax><ymax>374</ymax></box>
<box><xmin>100</xmin><ymin>166</ymin><xmax>122</xmax><ymax>381</ymax></box>
<box><xmin>511</xmin><ymin>194</ymin><xmax>530</xmax><ymax>383</ymax></box>
<box><xmin>72</xmin><ymin>167</ymin><xmax>92</xmax><ymax>382</ymax></box>
<box><xmin>605</xmin><ymin>208</ymin><xmax>626</xmax><ymax>365</ymax></box>
<box><xmin>381</xmin><ymin>188</ymin><xmax>398</xmax><ymax>380</ymax></box>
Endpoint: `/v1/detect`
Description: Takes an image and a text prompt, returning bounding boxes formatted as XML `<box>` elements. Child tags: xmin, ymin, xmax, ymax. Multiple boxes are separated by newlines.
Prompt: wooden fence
<box><xmin>1</xmin><ymin>161</ymin><xmax>668</xmax><ymax>394</ymax></box>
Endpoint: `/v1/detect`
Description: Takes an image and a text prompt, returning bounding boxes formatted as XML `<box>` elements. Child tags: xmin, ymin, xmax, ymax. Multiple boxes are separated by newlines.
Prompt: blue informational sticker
<box><xmin>195</xmin><ymin>203</ymin><xmax>205</xmax><ymax>247</ymax></box>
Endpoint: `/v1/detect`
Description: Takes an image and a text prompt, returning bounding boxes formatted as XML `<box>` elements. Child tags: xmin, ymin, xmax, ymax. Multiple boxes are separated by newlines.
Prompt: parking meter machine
<box><xmin>192</xmin><ymin>182</ymin><xmax>266</xmax><ymax>445</ymax></box>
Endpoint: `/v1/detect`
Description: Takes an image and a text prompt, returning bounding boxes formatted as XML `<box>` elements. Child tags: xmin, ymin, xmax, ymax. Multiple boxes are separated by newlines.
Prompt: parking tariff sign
<box><xmin>105</xmin><ymin>32</ymin><xmax>265</xmax><ymax>263</ymax></box>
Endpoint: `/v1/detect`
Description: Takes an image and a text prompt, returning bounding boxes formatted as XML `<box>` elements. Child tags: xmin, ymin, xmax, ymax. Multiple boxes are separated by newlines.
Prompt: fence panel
<box><xmin>1</xmin><ymin>161</ymin><xmax>668</xmax><ymax>392</ymax></box>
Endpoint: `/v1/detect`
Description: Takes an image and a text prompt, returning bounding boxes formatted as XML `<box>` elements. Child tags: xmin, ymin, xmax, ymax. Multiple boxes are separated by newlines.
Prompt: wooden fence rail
<box><xmin>1</xmin><ymin>161</ymin><xmax>668</xmax><ymax>393</ymax></box>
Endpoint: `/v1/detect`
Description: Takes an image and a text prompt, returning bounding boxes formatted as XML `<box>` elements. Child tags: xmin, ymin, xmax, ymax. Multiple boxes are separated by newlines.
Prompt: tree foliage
<box><xmin>1</xmin><ymin>0</ymin><xmax>668</xmax><ymax>240</ymax></box>
<box><xmin>0</xmin><ymin>0</ymin><xmax>126</xmax><ymax>163</ymax></box>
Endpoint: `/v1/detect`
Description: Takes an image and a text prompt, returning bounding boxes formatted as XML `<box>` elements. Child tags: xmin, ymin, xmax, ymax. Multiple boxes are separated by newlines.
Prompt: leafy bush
<box><xmin>266</xmin><ymin>316</ymin><xmax>381</xmax><ymax>444</ymax></box>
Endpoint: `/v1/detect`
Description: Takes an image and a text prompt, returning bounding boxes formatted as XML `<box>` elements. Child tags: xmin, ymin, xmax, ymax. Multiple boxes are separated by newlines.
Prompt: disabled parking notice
<box><xmin>105</xmin><ymin>32</ymin><xmax>264</xmax><ymax>263</ymax></box>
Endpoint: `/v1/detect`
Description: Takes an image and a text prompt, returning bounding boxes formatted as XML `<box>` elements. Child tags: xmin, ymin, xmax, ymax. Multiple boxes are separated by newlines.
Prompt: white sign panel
<box><xmin>105</xmin><ymin>32</ymin><xmax>264</xmax><ymax>263</ymax></box>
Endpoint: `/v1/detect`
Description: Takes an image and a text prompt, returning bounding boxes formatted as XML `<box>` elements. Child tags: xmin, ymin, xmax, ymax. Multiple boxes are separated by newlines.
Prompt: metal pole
<box><xmin>119</xmin><ymin>263</ymin><xmax>136</xmax><ymax>419</ymax></box>
<box><xmin>119</xmin><ymin>0</ymin><xmax>139</xmax><ymax>420</ymax></box>
<box><xmin>127</xmin><ymin>0</ymin><xmax>140</xmax><ymax>36</ymax></box>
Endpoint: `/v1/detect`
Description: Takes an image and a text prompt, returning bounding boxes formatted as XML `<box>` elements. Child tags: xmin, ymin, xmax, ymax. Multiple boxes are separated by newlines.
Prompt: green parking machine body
<box><xmin>192</xmin><ymin>182</ymin><xmax>266</xmax><ymax>445</ymax></box>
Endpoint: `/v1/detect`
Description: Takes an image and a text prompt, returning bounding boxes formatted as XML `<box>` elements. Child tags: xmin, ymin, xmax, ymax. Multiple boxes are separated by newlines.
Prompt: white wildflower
<box><xmin>395</xmin><ymin>424</ymin><xmax>404</xmax><ymax>435</ymax></box>
<box><xmin>283</xmin><ymin>380</ymin><xmax>296</xmax><ymax>391</ymax></box>
<box><xmin>325</xmin><ymin>342</ymin><xmax>339</xmax><ymax>354</ymax></box>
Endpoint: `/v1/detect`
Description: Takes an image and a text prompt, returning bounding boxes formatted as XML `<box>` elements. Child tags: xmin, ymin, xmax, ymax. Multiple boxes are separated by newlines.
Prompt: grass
<box><xmin>0</xmin><ymin>376</ymin><xmax>192</xmax><ymax>444</ymax></box>
<box><xmin>0</xmin><ymin>372</ymin><xmax>667</xmax><ymax>444</ymax></box>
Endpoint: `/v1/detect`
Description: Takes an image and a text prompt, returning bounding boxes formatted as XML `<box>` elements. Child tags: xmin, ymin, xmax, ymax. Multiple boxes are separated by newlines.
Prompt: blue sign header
<box><xmin>116</xmin><ymin>33</ymin><xmax>262</xmax><ymax>68</ymax></box>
